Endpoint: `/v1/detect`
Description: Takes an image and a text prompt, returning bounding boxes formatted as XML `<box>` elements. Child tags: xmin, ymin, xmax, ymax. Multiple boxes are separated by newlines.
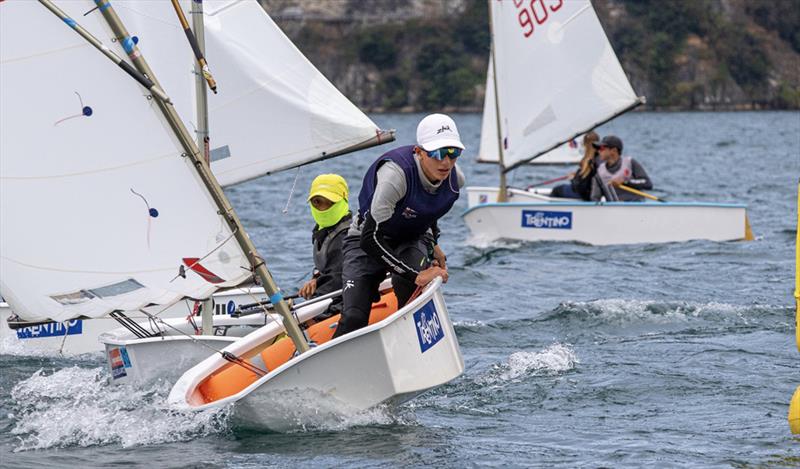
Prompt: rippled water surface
<box><xmin>2</xmin><ymin>111</ymin><xmax>799</xmax><ymax>467</ymax></box>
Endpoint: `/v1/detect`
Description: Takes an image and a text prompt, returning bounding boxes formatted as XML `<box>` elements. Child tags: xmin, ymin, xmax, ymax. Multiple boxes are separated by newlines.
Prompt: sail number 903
<box><xmin>513</xmin><ymin>0</ymin><xmax>564</xmax><ymax>38</ymax></box>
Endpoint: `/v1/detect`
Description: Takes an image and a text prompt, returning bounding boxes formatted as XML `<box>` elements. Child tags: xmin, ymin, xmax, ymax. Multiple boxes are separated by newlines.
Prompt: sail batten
<box><xmin>479</xmin><ymin>0</ymin><xmax>642</xmax><ymax>171</ymax></box>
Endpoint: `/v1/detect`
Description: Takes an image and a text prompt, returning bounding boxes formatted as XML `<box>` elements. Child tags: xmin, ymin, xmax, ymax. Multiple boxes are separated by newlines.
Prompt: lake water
<box><xmin>2</xmin><ymin>111</ymin><xmax>799</xmax><ymax>467</ymax></box>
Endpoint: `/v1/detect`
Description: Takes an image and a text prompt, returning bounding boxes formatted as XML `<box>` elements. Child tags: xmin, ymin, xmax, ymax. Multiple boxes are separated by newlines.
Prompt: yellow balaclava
<box><xmin>308</xmin><ymin>174</ymin><xmax>350</xmax><ymax>229</ymax></box>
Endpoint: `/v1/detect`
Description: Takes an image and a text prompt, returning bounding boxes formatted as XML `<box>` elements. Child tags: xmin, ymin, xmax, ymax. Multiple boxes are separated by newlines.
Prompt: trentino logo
<box><xmin>414</xmin><ymin>301</ymin><xmax>444</xmax><ymax>353</ymax></box>
<box><xmin>521</xmin><ymin>210</ymin><xmax>573</xmax><ymax>229</ymax></box>
<box><xmin>16</xmin><ymin>319</ymin><xmax>83</xmax><ymax>339</ymax></box>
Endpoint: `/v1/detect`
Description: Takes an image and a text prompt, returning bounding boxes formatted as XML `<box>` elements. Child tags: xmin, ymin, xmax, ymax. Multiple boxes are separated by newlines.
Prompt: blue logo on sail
<box><xmin>16</xmin><ymin>320</ymin><xmax>83</xmax><ymax>339</ymax></box>
<box><xmin>521</xmin><ymin>210</ymin><xmax>572</xmax><ymax>229</ymax></box>
<box><xmin>414</xmin><ymin>301</ymin><xmax>444</xmax><ymax>353</ymax></box>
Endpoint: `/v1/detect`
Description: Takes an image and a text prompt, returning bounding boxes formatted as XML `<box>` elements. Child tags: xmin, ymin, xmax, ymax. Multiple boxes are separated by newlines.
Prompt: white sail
<box><xmin>478</xmin><ymin>61</ymin><xmax>500</xmax><ymax>164</ymax></box>
<box><xmin>106</xmin><ymin>0</ymin><xmax>387</xmax><ymax>187</ymax></box>
<box><xmin>203</xmin><ymin>0</ymin><xmax>385</xmax><ymax>185</ymax></box>
<box><xmin>484</xmin><ymin>0</ymin><xmax>643</xmax><ymax>171</ymax></box>
<box><xmin>0</xmin><ymin>1</ymin><xmax>252</xmax><ymax>323</ymax></box>
<box><xmin>478</xmin><ymin>61</ymin><xmax>582</xmax><ymax>165</ymax></box>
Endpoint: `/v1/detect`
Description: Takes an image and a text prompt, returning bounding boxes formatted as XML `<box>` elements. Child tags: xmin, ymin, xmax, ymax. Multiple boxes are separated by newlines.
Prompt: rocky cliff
<box><xmin>259</xmin><ymin>0</ymin><xmax>800</xmax><ymax>111</ymax></box>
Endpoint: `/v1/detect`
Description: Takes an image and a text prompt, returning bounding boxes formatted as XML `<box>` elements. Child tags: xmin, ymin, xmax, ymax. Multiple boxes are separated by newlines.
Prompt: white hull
<box><xmin>99</xmin><ymin>293</ymin><xmax>337</xmax><ymax>386</ymax></box>
<box><xmin>169</xmin><ymin>278</ymin><xmax>464</xmax><ymax>431</ymax></box>
<box><xmin>464</xmin><ymin>187</ymin><xmax>749</xmax><ymax>246</ymax></box>
<box><xmin>0</xmin><ymin>288</ymin><xmax>272</xmax><ymax>356</ymax></box>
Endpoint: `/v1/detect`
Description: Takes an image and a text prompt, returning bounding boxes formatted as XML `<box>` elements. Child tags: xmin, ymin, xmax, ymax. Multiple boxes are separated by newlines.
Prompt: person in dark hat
<box><xmin>590</xmin><ymin>135</ymin><xmax>653</xmax><ymax>201</ymax></box>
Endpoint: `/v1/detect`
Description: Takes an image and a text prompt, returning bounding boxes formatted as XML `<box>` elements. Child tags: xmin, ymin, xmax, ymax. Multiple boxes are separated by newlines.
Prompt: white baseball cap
<box><xmin>416</xmin><ymin>113</ymin><xmax>465</xmax><ymax>151</ymax></box>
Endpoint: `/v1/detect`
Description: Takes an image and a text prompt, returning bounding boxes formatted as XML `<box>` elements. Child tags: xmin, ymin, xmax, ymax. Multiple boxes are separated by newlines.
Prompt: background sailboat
<box><xmin>462</xmin><ymin>0</ymin><xmax>750</xmax><ymax>246</ymax></box>
<box><xmin>476</xmin><ymin>0</ymin><xmax>643</xmax><ymax>173</ymax></box>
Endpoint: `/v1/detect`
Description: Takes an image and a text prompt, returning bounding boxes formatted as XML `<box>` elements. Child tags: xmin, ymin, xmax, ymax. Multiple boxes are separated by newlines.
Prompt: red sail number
<box><xmin>515</xmin><ymin>0</ymin><xmax>564</xmax><ymax>38</ymax></box>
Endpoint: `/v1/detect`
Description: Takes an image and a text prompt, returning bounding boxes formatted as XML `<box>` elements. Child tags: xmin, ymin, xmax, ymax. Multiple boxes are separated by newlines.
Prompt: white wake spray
<box><xmin>8</xmin><ymin>366</ymin><xmax>230</xmax><ymax>451</ymax></box>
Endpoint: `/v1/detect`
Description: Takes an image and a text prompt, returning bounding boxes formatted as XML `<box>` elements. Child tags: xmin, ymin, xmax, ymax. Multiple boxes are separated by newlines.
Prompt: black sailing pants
<box><xmin>331</xmin><ymin>234</ymin><xmax>431</xmax><ymax>338</ymax></box>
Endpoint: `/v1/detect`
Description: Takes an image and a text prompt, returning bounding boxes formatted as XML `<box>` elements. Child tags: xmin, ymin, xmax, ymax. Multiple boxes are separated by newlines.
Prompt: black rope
<box><xmin>134</xmin><ymin>309</ymin><xmax>273</xmax><ymax>378</ymax></box>
<box><xmin>109</xmin><ymin>311</ymin><xmax>153</xmax><ymax>339</ymax></box>
<box><xmin>221</xmin><ymin>351</ymin><xmax>267</xmax><ymax>377</ymax></box>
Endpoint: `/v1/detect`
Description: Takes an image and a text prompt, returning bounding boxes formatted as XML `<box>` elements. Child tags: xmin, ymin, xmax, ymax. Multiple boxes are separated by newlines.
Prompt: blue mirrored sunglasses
<box><xmin>427</xmin><ymin>147</ymin><xmax>462</xmax><ymax>160</ymax></box>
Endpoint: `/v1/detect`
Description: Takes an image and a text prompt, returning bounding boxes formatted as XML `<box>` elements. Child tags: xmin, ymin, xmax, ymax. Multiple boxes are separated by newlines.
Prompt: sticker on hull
<box><xmin>521</xmin><ymin>210</ymin><xmax>572</xmax><ymax>229</ymax></box>
<box><xmin>414</xmin><ymin>301</ymin><xmax>444</xmax><ymax>353</ymax></box>
<box><xmin>109</xmin><ymin>346</ymin><xmax>131</xmax><ymax>379</ymax></box>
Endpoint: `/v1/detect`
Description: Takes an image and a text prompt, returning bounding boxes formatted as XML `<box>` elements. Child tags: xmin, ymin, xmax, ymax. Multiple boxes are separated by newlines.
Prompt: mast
<box><xmin>190</xmin><ymin>0</ymin><xmax>212</xmax><ymax>335</ymax></box>
<box><xmin>86</xmin><ymin>0</ymin><xmax>310</xmax><ymax>354</ymax></box>
<box><xmin>171</xmin><ymin>0</ymin><xmax>213</xmax><ymax>161</ymax></box>
<box><xmin>487</xmin><ymin>0</ymin><xmax>508</xmax><ymax>202</ymax></box>
<box><xmin>169</xmin><ymin>0</ymin><xmax>215</xmax><ymax>334</ymax></box>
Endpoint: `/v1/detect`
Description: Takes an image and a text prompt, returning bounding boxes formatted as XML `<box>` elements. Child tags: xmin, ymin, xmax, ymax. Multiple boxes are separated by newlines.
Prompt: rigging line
<box><xmin>111</xmin><ymin>311</ymin><xmax>155</xmax><ymax>338</ymax></box>
<box><xmin>170</xmin><ymin>228</ymin><xmax>240</xmax><ymax>283</ymax></box>
<box><xmin>126</xmin><ymin>314</ymin><xmax>153</xmax><ymax>338</ymax></box>
<box><xmin>221</xmin><ymin>351</ymin><xmax>268</xmax><ymax>377</ymax></box>
<box><xmin>187</xmin><ymin>300</ymin><xmax>202</xmax><ymax>334</ymax></box>
<box><xmin>235</xmin><ymin>286</ymin><xmax>283</xmax><ymax>326</ymax></box>
<box><xmin>138</xmin><ymin>308</ymin><xmax>268</xmax><ymax>377</ymax></box>
<box><xmin>109</xmin><ymin>312</ymin><xmax>146</xmax><ymax>339</ymax></box>
<box><xmin>58</xmin><ymin>320</ymin><xmax>70</xmax><ymax>356</ymax></box>
<box><xmin>231</xmin><ymin>286</ymin><xmax>314</xmax><ymax>346</ymax></box>
<box><xmin>146</xmin><ymin>313</ymin><xmax>163</xmax><ymax>335</ymax></box>
<box><xmin>115</xmin><ymin>311</ymin><xmax>154</xmax><ymax>338</ymax></box>
<box><xmin>282</xmin><ymin>167</ymin><xmax>302</xmax><ymax>214</ymax></box>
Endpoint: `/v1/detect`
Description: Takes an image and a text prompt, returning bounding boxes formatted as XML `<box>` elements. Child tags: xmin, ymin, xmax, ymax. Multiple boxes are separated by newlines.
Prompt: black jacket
<box><xmin>311</xmin><ymin>213</ymin><xmax>352</xmax><ymax>301</ymax></box>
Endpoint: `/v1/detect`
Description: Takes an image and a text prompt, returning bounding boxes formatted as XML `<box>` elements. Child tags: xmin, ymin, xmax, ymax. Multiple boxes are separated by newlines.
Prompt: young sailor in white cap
<box><xmin>332</xmin><ymin>113</ymin><xmax>466</xmax><ymax>338</ymax></box>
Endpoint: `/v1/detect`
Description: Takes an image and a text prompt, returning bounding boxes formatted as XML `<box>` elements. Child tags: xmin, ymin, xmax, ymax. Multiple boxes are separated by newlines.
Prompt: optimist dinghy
<box><xmin>169</xmin><ymin>278</ymin><xmax>463</xmax><ymax>431</ymax></box>
<box><xmin>169</xmin><ymin>277</ymin><xmax>464</xmax><ymax>431</ymax></box>
<box><xmin>464</xmin><ymin>0</ymin><xmax>751</xmax><ymax>246</ymax></box>
<box><xmin>0</xmin><ymin>290</ymin><xmax>255</xmax><ymax>356</ymax></box>
<box><xmin>464</xmin><ymin>187</ymin><xmax>750</xmax><ymax>246</ymax></box>
<box><xmin>2</xmin><ymin>0</ymin><xmax>463</xmax><ymax>420</ymax></box>
<box><xmin>99</xmin><ymin>287</ymin><xmax>343</xmax><ymax>386</ymax></box>
<box><xmin>91</xmin><ymin>0</ymin><xmax>399</xmax><ymax>384</ymax></box>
